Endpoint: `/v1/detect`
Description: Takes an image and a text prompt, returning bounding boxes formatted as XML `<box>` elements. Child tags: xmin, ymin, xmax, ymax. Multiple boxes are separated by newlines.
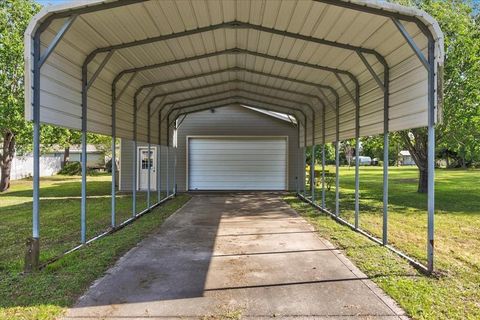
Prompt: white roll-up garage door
<box><xmin>188</xmin><ymin>137</ymin><xmax>287</xmax><ymax>191</ymax></box>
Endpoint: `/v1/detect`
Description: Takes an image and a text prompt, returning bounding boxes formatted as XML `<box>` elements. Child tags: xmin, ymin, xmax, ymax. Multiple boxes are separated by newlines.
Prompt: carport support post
<box><xmin>166</xmin><ymin>147</ymin><xmax>170</xmax><ymax>197</ymax></box>
<box><xmin>427</xmin><ymin>39</ymin><xmax>435</xmax><ymax>273</ymax></box>
<box><xmin>173</xmin><ymin>146</ymin><xmax>177</xmax><ymax>195</ymax></box>
<box><xmin>27</xmin><ymin>30</ymin><xmax>41</xmax><ymax>272</ymax></box>
<box><xmin>321</xmin><ymin>105</ymin><xmax>326</xmax><ymax>209</ymax></box>
<box><xmin>172</xmin><ymin>123</ymin><xmax>176</xmax><ymax>195</ymax></box>
<box><xmin>147</xmin><ymin>104</ymin><xmax>151</xmax><ymax>209</ymax></box>
<box><xmin>157</xmin><ymin>144</ymin><xmax>161</xmax><ymax>203</ymax></box>
<box><xmin>311</xmin><ymin>145</ymin><xmax>315</xmax><ymax>201</ymax></box>
<box><xmin>132</xmin><ymin>97</ymin><xmax>137</xmax><ymax>216</ymax></box>
<box><xmin>158</xmin><ymin>112</ymin><xmax>163</xmax><ymax>201</ymax></box>
<box><xmin>296</xmin><ymin>124</ymin><xmax>300</xmax><ymax>195</ymax></box>
<box><xmin>111</xmin><ymin>84</ymin><xmax>117</xmax><ymax>228</ymax></box>
<box><xmin>303</xmin><ymin>147</ymin><xmax>307</xmax><ymax>195</ymax></box>
<box><xmin>354</xmin><ymin>86</ymin><xmax>360</xmax><ymax>229</ymax></box>
<box><xmin>335</xmin><ymin>110</ymin><xmax>340</xmax><ymax>216</ymax></box>
<box><xmin>383</xmin><ymin>71</ymin><xmax>390</xmax><ymax>246</ymax></box>
<box><xmin>80</xmin><ymin>61</ymin><xmax>88</xmax><ymax>243</ymax></box>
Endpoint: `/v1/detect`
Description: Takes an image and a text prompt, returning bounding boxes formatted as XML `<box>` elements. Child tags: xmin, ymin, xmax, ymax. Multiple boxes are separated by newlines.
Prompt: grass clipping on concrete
<box><xmin>0</xmin><ymin>193</ymin><xmax>190</xmax><ymax>320</ymax></box>
<box><xmin>283</xmin><ymin>194</ymin><xmax>479</xmax><ymax>320</ymax></box>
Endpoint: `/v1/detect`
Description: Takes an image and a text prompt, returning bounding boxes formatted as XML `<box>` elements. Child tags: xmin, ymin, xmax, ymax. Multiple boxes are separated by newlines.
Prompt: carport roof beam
<box><xmin>137</xmin><ymin>67</ymin><xmax>335</xmax><ymax>113</ymax></box>
<box><xmin>166</xmin><ymin>89</ymin><xmax>312</xmax><ymax>122</ymax></box>
<box><xmin>112</xmin><ymin>48</ymin><xmax>359</xmax><ymax>94</ymax></box>
<box><xmin>143</xmin><ymin>79</ymin><xmax>315</xmax><ymax>119</ymax></box>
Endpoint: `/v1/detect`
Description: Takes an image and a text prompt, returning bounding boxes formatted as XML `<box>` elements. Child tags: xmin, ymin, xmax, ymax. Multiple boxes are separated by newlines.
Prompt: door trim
<box><xmin>186</xmin><ymin>135</ymin><xmax>289</xmax><ymax>191</ymax></box>
<box><xmin>137</xmin><ymin>146</ymin><xmax>157</xmax><ymax>191</ymax></box>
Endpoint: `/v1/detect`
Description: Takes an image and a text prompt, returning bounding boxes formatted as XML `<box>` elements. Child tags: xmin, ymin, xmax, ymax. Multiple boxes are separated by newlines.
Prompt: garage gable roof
<box><xmin>25</xmin><ymin>0</ymin><xmax>444</xmax><ymax>147</ymax></box>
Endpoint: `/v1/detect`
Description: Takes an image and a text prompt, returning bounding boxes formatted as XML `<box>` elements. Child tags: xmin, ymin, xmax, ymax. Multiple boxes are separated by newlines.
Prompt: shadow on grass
<box><xmin>0</xmin><ymin>194</ymin><xmax>191</xmax><ymax>318</ymax></box>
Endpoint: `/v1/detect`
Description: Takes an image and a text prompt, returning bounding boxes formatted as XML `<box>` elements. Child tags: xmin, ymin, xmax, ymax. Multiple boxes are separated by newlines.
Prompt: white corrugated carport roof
<box><xmin>24</xmin><ymin>0</ymin><xmax>444</xmax><ymax>147</ymax></box>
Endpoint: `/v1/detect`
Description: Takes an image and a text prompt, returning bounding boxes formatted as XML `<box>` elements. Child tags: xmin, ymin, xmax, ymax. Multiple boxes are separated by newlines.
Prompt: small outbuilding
<box><xmin>399</xmin><ymin>150</ymin><xmax>416</xmax><ymax>166</ymax></box>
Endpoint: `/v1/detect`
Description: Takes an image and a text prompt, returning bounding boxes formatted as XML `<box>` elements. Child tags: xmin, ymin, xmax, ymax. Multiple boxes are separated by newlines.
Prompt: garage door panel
<box><xmin>191</xmin><ymin>168</ymin><xmax>286</xmax><ymax>174</ymax></box>
<box><xmin>189</xmin><ymin>154</ymin><xmax>286</xmax><ymax>161</ymax></box>
<box><xmin>190</xmin><ymin>160</ymin><xmax>286</xmax><ymax>166</ymax></box>
<box><xmin>190</xmin><ymin>176</ymin><xmax>286</xmax><ymax>181</ymax></box>
<box><xmin>191</xmin><ymin>182</ymin><xmax>286</xmax><ymax>190</ymax></box>
<box><xmin>189</xmin><ymin>141</ymin><xmax>286</xmax><ymax>149</ymax></box>
<box><xmin>189</xmin><ymin>149</ymin><xmax>286</xmax><ymax>156</ymax></box>
<box><xmin>188</xmin><ymin>137</ymin><xmax>287</xmax><ymax>191</ymax></box>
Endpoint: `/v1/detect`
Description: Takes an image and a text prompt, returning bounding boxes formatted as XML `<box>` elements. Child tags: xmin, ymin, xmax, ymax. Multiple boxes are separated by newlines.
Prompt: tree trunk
<box><xmin>0</xmin><ymin>130</ymin><xmax>16</xmax><ymax>192</ymax></box>
<box><xmin>399</xmin><ymin>129</ymin><xmax>429</xmax><ymax>194</ymax></box>
<box><xmin>63</xmin><ymin>146</ymin><xmax>70</xmax><ymax>168</ymax></box>
<box><xmin>418</xmin><ymin>167</ymin><xmax>428</xmax><ymax>193</ymax></box>
<box><xmin>445</xmin><ymin>155</ymin><xmax>449</xmax><ymax>168</ymax></box>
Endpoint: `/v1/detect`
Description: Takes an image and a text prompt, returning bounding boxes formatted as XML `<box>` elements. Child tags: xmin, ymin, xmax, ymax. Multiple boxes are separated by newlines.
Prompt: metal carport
<box><xmin>24</xmin><ymin>0</ymin><xmax>443</xmax><ymax>273</ymax></box>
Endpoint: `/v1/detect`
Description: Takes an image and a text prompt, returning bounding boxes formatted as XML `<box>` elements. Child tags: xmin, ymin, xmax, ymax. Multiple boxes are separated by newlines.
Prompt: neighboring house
<box><xmin>60</xmin><ymin>145</ymin><xmax>106</xmax><ymax>169</ymax></box>
<box><xmin>399</xmin><ymin>150</ymin><xmax>416</xmax><ymax>166</ymax></box>
<box><xmin>119</xmin><ymin>105</ymin><xmax>301</xmax><ymax>192</ymax></box>
<box><xmin>48</xmin><ymin>145</ymin><xmax>106</xmax><ymax>169</ymax></box>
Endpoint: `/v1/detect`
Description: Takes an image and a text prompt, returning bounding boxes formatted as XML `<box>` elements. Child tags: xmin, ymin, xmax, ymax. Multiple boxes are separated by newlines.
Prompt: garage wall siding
<box><xmin>176</xmin><ymin>106</ymin><xmax>300</xmax><ymax>192</ymax></box>
<box><xmin>120</xmin><ymin>106</ymin><xmax>302</xmax><ymax>192</ymax></box>
<box><xmin>119</xmin><ymin>139</ymin><xmax>134</xmax><ymax>191</ymax></box>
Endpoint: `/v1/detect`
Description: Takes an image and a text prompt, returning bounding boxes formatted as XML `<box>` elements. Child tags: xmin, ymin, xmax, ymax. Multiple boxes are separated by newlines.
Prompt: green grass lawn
<box><xmin>1</xmin><ymin>169</ymin><xmax>478</xmax><ymax>319</ymax></box>
<box><xmin>293</xmin><ymin>166</ymin><xmax>480</xmax><ymax>319</ymax></box>
<box><xmin>0</xmin><ymin>174</ymin><xmax>190</xmax><ymax>320</ymax></box>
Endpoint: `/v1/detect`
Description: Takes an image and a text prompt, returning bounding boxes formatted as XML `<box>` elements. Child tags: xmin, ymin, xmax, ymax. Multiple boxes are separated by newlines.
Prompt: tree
<box><xmin>391</xmin><ymin>0</ymin><xmax>480</xmax><ymax>192</ymax></box>
<box><xmin>0</xmin><ymin>0</ymin><xmax>40</xmax><ymax>191</ymax></box>
<box><xmin>0</xmin><ymin>1</ymin><xmax>113</xmax><ymax>191</ymax></box>
<box><xmin>305</xmin><ymin>143</ymin><xmax>335</xmax><ymax>166</ymax></box>
<box><xmin>361</xmin><ymin>133</ymin><xmax>403</xmax><ymax>166</ymax></box>
<box><xmin>341</xmin><ymin>139</ymin><xmax>355</xmax><ymax>167</ymax></box>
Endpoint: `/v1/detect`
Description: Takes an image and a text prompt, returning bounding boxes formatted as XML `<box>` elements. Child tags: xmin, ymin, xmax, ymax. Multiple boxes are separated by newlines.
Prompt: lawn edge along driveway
<box><xmin>283</xmin><ymin>194</ymin><xmax>454</xmax><ymax>320</ymax></box>
<box><xmin>0</xmin><ymin>194</ymin><xmax>191</xmax><ymax>320</ymax></box>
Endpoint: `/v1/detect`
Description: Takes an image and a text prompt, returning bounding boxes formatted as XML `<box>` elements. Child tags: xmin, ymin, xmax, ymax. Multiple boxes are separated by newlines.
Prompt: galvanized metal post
<box><xmin>173</xmin><ymin>146</ymin><xmax>177</xmax><ymax>195</ymax></box>
<box><xmin>296</xmin><ymin>125</ymin><xmax>300</xmax><ymax>195</ymax></box>
<box><xmin>166</xmin><ymin>146</ymin><xmax>170</xmax><ymax>197</ymax></box>
<box><xmin>157</xmin><ymin>144</ymin><xmax>161</xmax><ymax>203</ymax></box>
<box><xmin>354</xmin><ymin>86</ymin><xmax>360</xmax><ymax>229</ymax></box>
<box><xmin>427</xmin><ymin>38</ymin><xmax>436</xmax><ymax>273</ymax></box>
<box><xmin>335</xmin><ymin>109</ymin><xmax>340</xmax><ymax>216</ymax></box>
<box><xmin>321</xmin><ymin>105</ymin><xmax>326</xmax><ymax>209</ymax></box>
<box><xmin>80</xmin><ymin>62</ymin><xmax>88</xmax><ymax>244</ymax></box>
<box><xmin>30</xmin><ymin>30</ymin><xmax>42</xmax><ymax>270</ymax></box>
<box><xmin>147</xmin><ymin>104</ymin><xmax>151</xmax><ymax>208</ymax></box>
<box><xmin>383</xmin><ymin>68</ymin><xmax>390</xmax><ymax>246</ymax></box>
<box><xmin>159</xmin><ymin>111</ymin><xmax>163</xmax><ymax>200</ymax></box>
<box><xmin>111</xmin><ymin>84</ymin><xmax>116</xmax><ymax>228</ymax></box>
<box><xmin>311</xmin><ymin>145</ymin><xmax>315</xmax><ymax>201</ymax></box>
<box><xmin>303</xmin><ymin>147</ymin><xmax>307</xmax><ymax>195</ymax></box>
<box><xmin>132</xmin><ymin>97</ymin><xmax>137</xmax><ymax>216</ymax></box>
<box><xmin>173</xmin><ymin>126</ymin><xmax>177</xmax><ymax>195</ymax></box>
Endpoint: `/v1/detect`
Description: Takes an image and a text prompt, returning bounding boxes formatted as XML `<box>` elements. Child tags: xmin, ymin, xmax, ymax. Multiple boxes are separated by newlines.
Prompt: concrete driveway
<box><xmin>66</xmin><ymin>193</ymin><xmax>406</xmax><ymax>319</ymax></box>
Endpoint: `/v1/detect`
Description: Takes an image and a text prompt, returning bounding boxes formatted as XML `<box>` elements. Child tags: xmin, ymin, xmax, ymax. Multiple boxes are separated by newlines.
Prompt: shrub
<box><xmin>58</xmin><ymin>162</ymin><xmax>82</xmax><ymax>175</ymax></box>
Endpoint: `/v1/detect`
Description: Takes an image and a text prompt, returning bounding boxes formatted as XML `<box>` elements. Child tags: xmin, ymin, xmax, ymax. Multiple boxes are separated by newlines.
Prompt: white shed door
<box><xmin>188</xmin><ymin>137</ymin><xmax>287</xmax><ymax>190</ymax></box>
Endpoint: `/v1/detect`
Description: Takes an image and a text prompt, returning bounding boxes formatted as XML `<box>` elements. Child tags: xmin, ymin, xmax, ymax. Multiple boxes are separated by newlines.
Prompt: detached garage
<box><xmin>120</xmin><ymin>105</ymin><xmax>300</xmax><ymax>192</ymax></box>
